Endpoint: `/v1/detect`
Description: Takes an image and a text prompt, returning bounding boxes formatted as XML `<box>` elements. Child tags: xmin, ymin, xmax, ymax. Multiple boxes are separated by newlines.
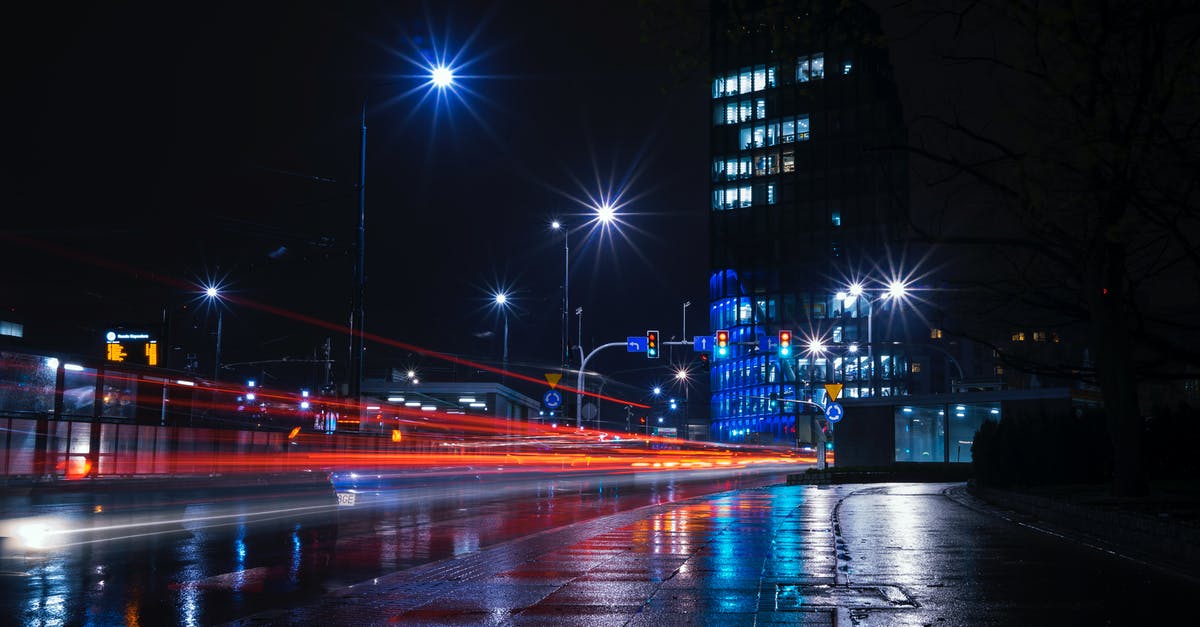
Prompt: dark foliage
<box><xmin>972</xmin><ymin>409</ymin><xmax>1113</xmax><ymax>488</ymax></box>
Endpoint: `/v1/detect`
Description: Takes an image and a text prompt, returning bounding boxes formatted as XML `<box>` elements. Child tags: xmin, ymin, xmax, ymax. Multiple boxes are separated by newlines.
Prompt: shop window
<box><xmin>1011</xmin><ymin>332</ymin><xmax>1025</xmax><ymax>342</ymax></box>
<box><xmin>930</xmin><ymin>328</ymin><xmax>943</xmax><ymax>339</ymax></box>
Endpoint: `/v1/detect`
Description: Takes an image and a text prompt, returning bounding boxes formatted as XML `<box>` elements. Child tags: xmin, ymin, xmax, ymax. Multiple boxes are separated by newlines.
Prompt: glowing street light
<box><xmin>202</xmin><ymin>286</ymin><xmax>223</xmax><ymax>381</ymax></box>
<box><xmin>352</xmin><ymin>62</ymin><xmax>463</xmax><ymax>420</ymax></box>
<box><xmin>430</xmin><ymin>65</ymin><xmax>454</xmax><ymax>88</ymax></box>
<box><xmin>492</xmin><ymin>291</ymin><xmax>511</xmax><ymax>378</ymax></box>
<box><xmin>843</xmin><ymin>277</ymin><xmax>911</xmax><ymax>396</ymax></box>
<box><xmin>596</xmin><ymin>203</ymin><xmax>616</xmax><ymax>224</ymax></box>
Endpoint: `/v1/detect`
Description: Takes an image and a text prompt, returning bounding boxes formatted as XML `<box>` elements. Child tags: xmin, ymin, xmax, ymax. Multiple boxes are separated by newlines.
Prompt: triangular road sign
<box><xmin>824</xmin><ymin>383</ymin><xmax>843</xmax><ymax>402</ymax></box>
<box><xmin>545</xmin><ymin>373</ymin><xmax>563</xmax><ymax>389</ymax></box>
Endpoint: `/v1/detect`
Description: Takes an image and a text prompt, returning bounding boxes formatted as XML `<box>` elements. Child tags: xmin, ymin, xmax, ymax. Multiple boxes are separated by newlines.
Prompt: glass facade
<box><xmin>707</xmin><ymin>2</ymin><xmax>909</xmax><ymax>445</ymax></box>
<box><xmin>895</xmin><ymin>402</ymin><xmax>999</xmax><ymax>463</ymax></box>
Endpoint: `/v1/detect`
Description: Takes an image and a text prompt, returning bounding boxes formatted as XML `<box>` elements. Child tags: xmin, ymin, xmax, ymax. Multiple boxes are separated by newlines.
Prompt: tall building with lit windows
<box><xmin>707</xmin><ymin>0</ymin><xmax>912</xmax><ymax>445</ymax></box>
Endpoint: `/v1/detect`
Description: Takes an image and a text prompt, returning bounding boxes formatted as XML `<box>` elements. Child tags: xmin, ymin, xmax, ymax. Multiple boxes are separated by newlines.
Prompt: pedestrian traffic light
<box><xmin>716</xmin><ymin>330</ymin><xmax>729</xmax><ymax>357</ymax></box>
<box><xmin>698</xmin><ymin>353</ymin><xmax>711</xmax><ymax>371</ymax></box>
<box><xmin>646</xmin><ymin>330</ymin><xmax>660</xmax><ymax>359</ymax></box>
<box><xmin>778</xmin><ymin>330</ymin><xmax>792</xmax><ymax>357</ymax></box>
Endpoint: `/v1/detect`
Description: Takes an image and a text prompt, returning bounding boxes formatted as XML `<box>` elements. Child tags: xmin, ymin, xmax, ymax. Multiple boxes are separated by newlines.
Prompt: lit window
<box><xmin>842</xmin><ymin>61</ymin><xmax>853</xmax><ymax>75</ymax></box>
<box><xmin>766</xmin><ymin>183</ymin><xmax>777</xmax><ymax>205</ymax></box>
<box><xmin>911</xmin><ymin>362</ymin><xmax>921</xmax><ymax>373</ymax></box>
<box><xmin>797</xmin><ymin>53</ymin><xmax>824</xmax><ymax>82</ymax></box>
<box><xmin>1032</xmin><ymin>331</ymin><xmax>1047</xmax><ymax>342</ymax></box>
<box><xmin>0</xmin><ymin>321</ymin><xmax>22</xmax><ymax>338</ymax></box>
<box><xmin>755</xmin><ymin>98</ymin><xmax>766</xmax><ymax>119</ymax></box>
<box><xmin>797</xmin><ymin>115</ymin><xmax>810</xmax><ymax>140</ymax></box>
<box><xmin>994</xmin><ymin>365</ymin><xmax>1005</xmax><ymax>376</ymax></box>
<box><xmin>1011</xmin><ymin>332</ymin><xmax>1025</xmax><ymax>342</ymax></box>
<box><xmin>831</xmin><ymin>211</ymin><xmax>841</xmax><ymax>226</ymax></box>
<box><xmin>782</xmin><ymin>151</ymin><xmax>795</xmax><ymax>173</ymax></box>
<box><xmin>1052</xmin><ymin>333</ymin><xmax>1061</xmax><ymax>343</ymax></box>
<box><xmin>930</xmin><ymin>328</ymin><xmax>943</xmax><ymax>339</ymax></box>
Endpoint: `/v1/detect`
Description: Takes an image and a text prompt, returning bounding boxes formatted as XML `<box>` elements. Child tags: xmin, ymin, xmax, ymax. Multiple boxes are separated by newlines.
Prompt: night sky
<box><xmin>2</xmin><ymin>1</ymin><xmax>713</xmax><ymax>402</ymax></box>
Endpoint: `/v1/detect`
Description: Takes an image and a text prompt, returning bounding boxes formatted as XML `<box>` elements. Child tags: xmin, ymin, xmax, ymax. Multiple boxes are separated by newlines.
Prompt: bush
<box><xmin>972</xmin><ymin>408</ymin><xmax>1113</xmax><ymax>488</ymax></box>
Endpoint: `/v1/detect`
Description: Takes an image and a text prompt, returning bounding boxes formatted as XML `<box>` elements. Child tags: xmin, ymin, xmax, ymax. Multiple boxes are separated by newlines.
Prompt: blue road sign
<box><xmin>693</xmin><ymin>335</ymin><xmax>712</xmax><ymax>352</ymax></box>
<box><xmin>543</xmin><ymin>390</ymin><xmax>563</xmax><ymax>410</ymax></box>
<box><xmin>627</xmin><ymin>337</ymin><xmax>647</xmax><ymax>352</ymax></box>
<box><xmin>825</xmin><ymin>402</ymin><xmax>844</xmax><ymax>423</ymax></box>
<box><xmin>758</xmin><ymin>336</ymin><xmax>779</xmax><ymax>353</ymax></box>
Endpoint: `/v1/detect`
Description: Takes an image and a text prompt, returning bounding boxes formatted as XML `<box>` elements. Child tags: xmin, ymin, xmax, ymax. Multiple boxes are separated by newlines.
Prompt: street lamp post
<box><xmin>493</xmin><ymin>292</ymin><xmax>510</xmax><ymax>381</ymax></box>
<box><xmin>553</xmin><ymin>202</ymin><xmax>619</xmax><ymax>425</ymax></box>
<box><xmin>845</xmin><ymin>280</ymin><xmax>908</xmax><ymax>397</ymax></box>
<box><xmin>551</xmin><ymin>221</ymin><xmax>569</xmax><ymax>369</ymax></box>
<box><xmin>204</xmin><ymin>287</ymin><xmax>223</xmax><ymax>381</ymax></box>
<box><xmin>352</xmin><ymin>66</ymin><xmax>456</xmax><ymax>411</ymax></box>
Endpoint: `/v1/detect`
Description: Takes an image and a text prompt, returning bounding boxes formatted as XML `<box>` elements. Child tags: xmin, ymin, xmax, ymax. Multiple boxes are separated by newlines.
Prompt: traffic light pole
<box><xmin>575</xmin><ymin>341</ymin><xmax>628</xmax><ymax>429</ymax></box>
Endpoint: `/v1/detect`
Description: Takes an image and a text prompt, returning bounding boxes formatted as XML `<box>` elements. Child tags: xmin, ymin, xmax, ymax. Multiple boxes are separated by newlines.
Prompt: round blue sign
<box><xmin>543</xmin><ymin>390</ymin><xmax>563</xmax><ymax>410</ymax></box>
<box><xmin>825</xmin><ymin>402</ymin><xmax>844</xmax><ymax>423</ymax></box>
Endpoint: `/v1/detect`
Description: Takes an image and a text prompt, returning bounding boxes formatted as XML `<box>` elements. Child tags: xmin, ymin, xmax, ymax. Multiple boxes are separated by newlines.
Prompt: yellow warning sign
<box><xmin>545</xmin><ymin>373</ymin><xmax>563</xmax><ymax>389</ymax></box>
<box><xmin>824</xmin><ymin>383</ymin><xmax>843</xmax><ymax>402</ymax></box>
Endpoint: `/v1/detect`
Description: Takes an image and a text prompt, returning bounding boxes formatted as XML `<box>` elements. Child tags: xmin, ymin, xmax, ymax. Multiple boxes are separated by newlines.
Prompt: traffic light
<box><xmin>778</xmin><ymin>330</ymin><xmax>792</xmax><ymax>357</ymax></box>
<box><xmin>699</xmin><ymin>352</ymin><xmax>711</xmax><ymax>371</ymax></box>
<box><xmin>646</xmin><ymin>330</ymin><xmax>660</xmax><ymax>359</ymax></box>
<box><xmin>716</xmin><ymin>329</ymin><xmax>729</xmax><ymax>357</ymax></box>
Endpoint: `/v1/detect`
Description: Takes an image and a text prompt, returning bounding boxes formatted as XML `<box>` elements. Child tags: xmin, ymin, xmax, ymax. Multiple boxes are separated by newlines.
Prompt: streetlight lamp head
<box><xmin>848</xmin><ymin>283</ymin><xmax>864</xmax><ymax>297</ymax></box>
<box><xmin>887</xmin><ymin>279</ymin><xmax>908</xmax><ymax>299</ymax></box>
<box><xmin>595</xmin><ymin>203</ymin><xmax>616</xmax><ymax>224</ymax></box>
<box><xmin>807</xmin><ymin>338</ymin><xmax>825</xmax><ymax>354</ymax></box>
<box><xmin>494</xmin><ymin>292</ymin><xmax>508</xmax><ymax>306</ymax></box>
<box><xmin>652</xmin><ymin>386</ymin><xmax>662</xmax><ymax>396</ymax></box>
<box><xmin>675</xmin><ymin>369</ymin><xmax>688</xmax><ymax>381</ymax></box>
<box><xmin>205</xmin><ymin>287</ymin><xmax>219</xmax><ymax>299</ymax></box>
<box><xmin>848</xmin><ymin>343</ymin><xmax>859</xmax><ymax>353</ymax></box>
<box><xmin>431</xmin><ymin>65</ymin><xmax>454</xmax><ymax>88</ymax></box>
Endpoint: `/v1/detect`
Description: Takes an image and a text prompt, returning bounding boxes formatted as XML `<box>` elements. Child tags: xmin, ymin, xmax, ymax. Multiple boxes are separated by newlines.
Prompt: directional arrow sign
<box><xmin>627</xmin><ymin>337</ymin><xmax>647</xmax><ymax>353</ymax></box>
<box><xmin>543</xmin><ymin>390</ymin><xmax>563</xmax><ymax>410</ymax></box>
<box><xmin>824</xmin><ymin>383</ymin><xmax>843</xmax><ymax>402</ymax></box>
<box><xmin>825</xmin><ymin>402</ymin><xmax>844</xmax><ymax>423</ymax></box>
<box><xmin>694</xmin><ymin>335</ymin><xmax>712</xmax><ymax>352</ymax></box>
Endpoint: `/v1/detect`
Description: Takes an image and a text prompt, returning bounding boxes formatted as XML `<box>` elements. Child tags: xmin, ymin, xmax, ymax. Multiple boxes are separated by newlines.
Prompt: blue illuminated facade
<box><xmin>708</xmin><ymin>1</ymin><xmax>911</xmax><ymax>445</ymax></box>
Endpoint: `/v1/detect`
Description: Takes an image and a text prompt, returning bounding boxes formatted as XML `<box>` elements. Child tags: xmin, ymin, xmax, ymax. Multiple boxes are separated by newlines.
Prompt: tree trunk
<box><xmin>1089</xmin><ymin>238</ymin><xmax>1147</xmax><ymax>497</ymax></box>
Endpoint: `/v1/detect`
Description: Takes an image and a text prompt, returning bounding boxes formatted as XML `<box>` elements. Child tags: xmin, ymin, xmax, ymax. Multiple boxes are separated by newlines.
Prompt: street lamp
<box><xmin>551</xmin><ymin>220</ymin><xmax>569</xmax><ymax>369</ymax></box>
<box><xmin>351</xmin><ymin>65</ymin><xmax>456</xmax><ymax>416</ymax></box>
<box><xmin>841</xmin><ymin>279</ymin><xmax>909</xmax><ymax>397</ymax></box>
<box><xmin>203</xmin><ymin>286</ymin><xmax>223</xmax><ymax>381</ymax></box>
<box><xmin>555</xmin><ymin>200</ymin><xmax>628</xmax><ymax>426</ymax></box>
<box><xmin>492</xmin><ymin>291</ymin><xmax>510</xmax><ymax>380</ymax></box>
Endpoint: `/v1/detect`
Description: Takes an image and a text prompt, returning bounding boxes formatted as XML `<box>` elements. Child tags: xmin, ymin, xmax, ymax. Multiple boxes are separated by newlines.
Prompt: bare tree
<box><xmin>898</xmin><ymin>0</ymin><xmax>1200</xmax><ymax>496</ymax></box>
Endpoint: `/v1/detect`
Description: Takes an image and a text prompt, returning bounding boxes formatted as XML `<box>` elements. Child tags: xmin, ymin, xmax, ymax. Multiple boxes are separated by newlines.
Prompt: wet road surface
<box><xmin>233</xmin><ymin>481</ymin><xmax>1199</xmax><ymax>626</ymax></box>
<box><xmin>0</xmin><ymin>467</ymin><xmax>788</xmax><ymax>626</ymax></box>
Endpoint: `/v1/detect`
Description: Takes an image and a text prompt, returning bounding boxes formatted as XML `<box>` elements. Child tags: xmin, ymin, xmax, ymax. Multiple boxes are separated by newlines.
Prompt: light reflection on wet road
<box><xmin>0</xmin><ymin>468</ymin><xmax>788</xmax><ymax>626</ymax></box>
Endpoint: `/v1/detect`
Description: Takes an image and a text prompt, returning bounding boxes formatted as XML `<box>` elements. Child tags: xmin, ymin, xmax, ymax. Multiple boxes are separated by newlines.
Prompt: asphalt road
<box><xmin>0</xmin><ymin>467</ymin><xmax>790</xmax><ymax>626</ymax></box>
